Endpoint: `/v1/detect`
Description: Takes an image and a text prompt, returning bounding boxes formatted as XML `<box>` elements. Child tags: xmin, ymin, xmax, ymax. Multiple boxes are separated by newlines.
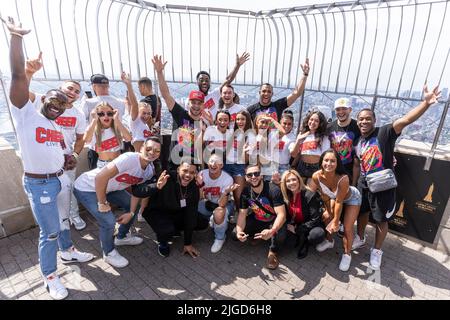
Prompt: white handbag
<box><xmin>365</xmin><ymin>169</ymin><xmax>398</xmax><ymax>193</ymax></box>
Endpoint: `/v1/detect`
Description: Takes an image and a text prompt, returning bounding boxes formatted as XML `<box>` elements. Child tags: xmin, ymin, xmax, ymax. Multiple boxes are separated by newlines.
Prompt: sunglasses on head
<box><xmin>97</xmin><ymin>111</ymin><xmax>114</xmax><ymax>117</ymax></box>
<box><xmin>246</xmin><ymin>171</ymin><xmax>261</xmax><ymax>178</ymax></box>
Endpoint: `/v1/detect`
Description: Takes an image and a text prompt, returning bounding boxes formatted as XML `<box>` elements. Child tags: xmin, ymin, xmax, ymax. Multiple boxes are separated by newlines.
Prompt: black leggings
<box><xmin>232</xmin><ymin>214</ymin><xmax>286</xmax><ymax>253</ymax></box>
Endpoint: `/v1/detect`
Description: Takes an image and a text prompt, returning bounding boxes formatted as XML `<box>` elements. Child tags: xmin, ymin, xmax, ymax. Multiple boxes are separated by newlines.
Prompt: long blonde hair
<box><xmin>94</xmin><ymin>102</ymin><xmax>123</xmax><ymax>150</ymax></box>
<box><xmin>280</xmin><ymin>169</ymin><xmax>308</xmax><ymax>207</ymax></box>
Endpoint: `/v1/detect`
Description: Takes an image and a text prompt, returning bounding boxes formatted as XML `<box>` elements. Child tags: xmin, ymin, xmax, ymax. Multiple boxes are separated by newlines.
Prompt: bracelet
<box><xmin>97</xmin><ymin>201</ymin><xmax>109</xmax><ymax>206</ymax></box>
<box><xmin>10</xmin><ymin>32</ymin><xmax>23</xmax><ymax>38</ymax></box>
<box><xmin>72</xmin><ymin>152</ymin><xmax>79</xmax><ymax>159</ymax></box>
<box><xmin>303</xmin><ymin>73</ymin><xmax>309</xmax><ymax>77</ymax></box>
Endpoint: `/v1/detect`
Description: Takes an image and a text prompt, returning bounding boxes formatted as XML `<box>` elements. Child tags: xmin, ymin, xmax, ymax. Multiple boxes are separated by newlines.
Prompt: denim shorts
<box><xmin>343</xmin><ymin>186</ymin><xmax>362</xmax><ymax>206</ymax></box>
<box><xmin>223</xmin><ymin>164</ymin><xmax>246</xmax><ymax>177</ymax></box>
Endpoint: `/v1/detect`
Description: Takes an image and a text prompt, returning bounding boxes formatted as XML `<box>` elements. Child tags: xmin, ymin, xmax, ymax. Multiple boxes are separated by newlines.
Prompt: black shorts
<box><xmin>359</xmin><ymin>186</ymin><xmax>396</xmax><ymax>223</ymax></box>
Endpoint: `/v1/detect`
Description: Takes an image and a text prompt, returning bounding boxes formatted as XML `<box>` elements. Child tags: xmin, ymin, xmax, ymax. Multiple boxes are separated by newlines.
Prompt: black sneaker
<box><xmin>158</xmin><ymin>242</ymin><xmax>170</xmax><ymax>257</ymax></box>
<box><xmin>338</xmin><ymin>223</ymin><xmax>344</xmax><ymax>238</ymax></box>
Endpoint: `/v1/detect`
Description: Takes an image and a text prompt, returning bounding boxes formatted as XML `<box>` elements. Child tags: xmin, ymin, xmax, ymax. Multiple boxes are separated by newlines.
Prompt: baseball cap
<box><xmin>188</xmin><ymin>90</ymin><xmax>205</xmax><ymax>102</ymax></box>
<box><xmin>90</xmin><ymin>74</ymin><xmax>109</xmax><ymax>85</ymax></box>
<box><xmin>334</xmin><ymin>97</ymin><xmax>351</xmax><ymax>109</ymax></box>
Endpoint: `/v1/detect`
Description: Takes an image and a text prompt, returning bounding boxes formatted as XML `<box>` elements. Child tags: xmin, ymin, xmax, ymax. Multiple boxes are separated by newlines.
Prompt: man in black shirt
<box><xmin>247</xmin><ymin>58</ymin><xmax>310</xmax><ymax>122</ymax></box>
<box><xmin>132</xmin><ymin>158</ymin><xmax>208</xmax><ymax>258</ymax></box>
<box><xmin>353</xmin><ymin>85</ymin><xmax>441</xmax><ymax>270</ymax></box>
<box><xmin>327</xmin><ymin>97</ymin><xmax>360</xmax><ymax>182</ymax></box>
<box><xmin>233</xmin><ymin>165</ymin><xmax>287</xmax><ymax>270</ymax></box>
<box><xmin>152</xmin><ymin>55</ymin><xmax>207</xmax><ymax>167</ymax></box>
<box><xmin>138</xmin><ymin>77</ymin><xmax>160</xmax><ymax>122</ymax></box>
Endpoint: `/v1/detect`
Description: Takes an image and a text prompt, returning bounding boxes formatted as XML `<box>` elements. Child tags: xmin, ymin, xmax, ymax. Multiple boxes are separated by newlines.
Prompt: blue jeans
<box><xmin>23</xmin><ymin>176</ymin><xmax>61</xmax><ymax>277</ymax></box>
<box><xmin>198</xmin><ymin>200</ymin><xmax>234</xmax><ymax>240</ymax></box>
<box><xmin>73</xmin><ymin>188</ymin><xmax>136</xmax><ymax>255</ymax></box>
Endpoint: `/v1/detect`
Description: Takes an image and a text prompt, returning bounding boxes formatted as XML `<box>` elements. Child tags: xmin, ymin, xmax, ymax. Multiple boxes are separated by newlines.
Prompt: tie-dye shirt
<box><xmin>240</xmin><ymin>181</ymin><xmax>284</xmax><ymax>222</ymax></box>
<box><xmin>328</xmin><ymin>119</ymin><xmax>360</xmax><ymax>174</ymax></box>
<box><xmin>355</xmin><ymin>124</ymin><xmax>399</xmax><ymax>178</ymax></box>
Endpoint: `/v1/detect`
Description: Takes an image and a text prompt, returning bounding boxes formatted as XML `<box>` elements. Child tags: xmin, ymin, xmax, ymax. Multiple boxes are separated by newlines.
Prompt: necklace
<box><xmin>178</xmin><ymin>177</ymin><xmax>189</xmax><ymax>199</ymax></box>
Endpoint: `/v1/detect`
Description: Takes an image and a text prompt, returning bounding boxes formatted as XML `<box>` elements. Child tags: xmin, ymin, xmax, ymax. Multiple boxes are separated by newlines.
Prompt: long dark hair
<box><xmin>301</xmin><ymin>110</ymin><xmax>328</xmax><ymax>145</ymax></box>
<box><xmin>319</xmin><ymin>149</ymin><xmax>347</xmax><ymax>176</ymax></box>
<box><xmin>233</xmin><ymin>110</ymin><xmax>253</xmax><ymax>132</ymax></box>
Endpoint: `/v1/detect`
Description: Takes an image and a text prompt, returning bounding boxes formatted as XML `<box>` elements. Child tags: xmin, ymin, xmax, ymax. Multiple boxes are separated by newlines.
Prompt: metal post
<box><xmin>0</xmin><ymin>71</ymin><xmax>18</xmax><ymax>145</ymax></box>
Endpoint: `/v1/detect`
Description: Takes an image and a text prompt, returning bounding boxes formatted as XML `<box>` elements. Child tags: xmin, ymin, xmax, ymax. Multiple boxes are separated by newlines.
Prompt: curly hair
<box><xmin>300</xmin><ymin>110</ymin><xmax>328</xmax><ymax>146</ymax></box>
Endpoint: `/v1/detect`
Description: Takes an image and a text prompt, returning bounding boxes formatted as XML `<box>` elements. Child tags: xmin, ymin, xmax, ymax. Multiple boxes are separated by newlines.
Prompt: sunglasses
<box><xmin>97</xmin><ymin>111</ymin><xmax>114</xmax><ymax>117</ymax></box>
<box><xmin>245</xmin><ymin>171</ymin><xmax>261</xmax><ymax>178</ymax></box>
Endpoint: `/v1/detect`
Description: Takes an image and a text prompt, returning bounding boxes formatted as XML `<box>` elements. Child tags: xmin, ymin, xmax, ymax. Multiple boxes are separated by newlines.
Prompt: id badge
<box><xmin>180</xmin><ymin>199</ymin><xmax>187</xmax><ymax>208</ymax></box>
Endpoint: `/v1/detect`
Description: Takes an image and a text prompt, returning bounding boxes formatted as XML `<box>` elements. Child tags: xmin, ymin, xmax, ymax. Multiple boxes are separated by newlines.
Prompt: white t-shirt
<box><xmin>226</xmin><ymin>129</ymin><xmax>257</xmax><ymax>165</ymax></box>
<box><xmin>89</xmin><ymin>127</ymin><xmax>122</xmax><ymax>153</ymax></box>
<box><xmin>130</xmin><ymin>117</ymin><xmax>155</xmax><ymax>143</ymax></box>
<box><xmin>256</xmin><ymin>131</ymin><xmax>281</xmax><ymax>176</ymax></box>
<box><xmin>212</xmin><ymin>103</ymin><xmax>245</xmax><ymax>128</ymax></box>
<box><xmin>34</xmin><ymin>94</ymin><xmax>86</xmax><ymax>154</ymax></box>
<box><xmin>74</xmin><ymin>152</ymin><xmax>154</xmax><ymax>193</ymax></box>
<box><xmin>79</xmin><ymin>95</ymin><xmax>127</xmax><ymax>123</ymax></box>
<box><xmin>203</xmin><ymin>126</ymin><xmax>233</xmax><ymax>156</ymax></box>
<box><xmin>277</xmin><ymin>132</ymin><xmax>296</xmax><ymax>165</ymax></box>
<box><xmin>200</xmin><ymin>169</ymin><xmax>233</xmax><ymax>204</ymax></box>
<box><xmin>300</xmin><ymin>133</ymin><xmax>331</xmax><ymax>156</ymax></box>
<box><xmin>11</xmin><ymin>100</ymin><xmax>64</xmax><ymax>174</ymax></box>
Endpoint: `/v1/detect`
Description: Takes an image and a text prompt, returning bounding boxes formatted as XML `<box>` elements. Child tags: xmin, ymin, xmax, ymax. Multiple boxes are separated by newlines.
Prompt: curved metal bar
<box><xmin>59</xmin><ymin>0</ymin><xmax>72</xmax><ymax>79</ymax></box>
<box><xmin>299</xmin><ymin>11</ymin><xmax>311</xmax><ymax>89</ymax></box>
<box><xmin>134</xmin><ymin>5</ymin><xmax>144</xmax><ymax>78</ymax></box>
<box><xmin>46</xmin><ymin>0</ymin><xmax>61</xmax><ymax>79</ymax></box>
<box><xmin>424</xmin><ymin>1</ymin><xmax>448</xmax><ymax>85</ymax></box>
<box><xmin>179</xmin><ymin>12</ymin><xmax>184</xmax><ymax>81</ymax></box>
<box><xmin>160</xmin><ymin>11</ymin><xmax>165</xmax><ymax>61</ymax></box>
<box><xmin>353</xmin><ymin>3</ymin><xmax>368</xmax><ymax>94</ymax></box>
<box><xmin>285</xmin><ymin>15</ymin><xmax>295</xmax><ymax>88</ymax></box>
<box><xmin>335</xmin><ymin>7</ymin><xmax>347</xmax><ymax>92</ymax></box>
<box><xmin>373</xmin><ymin>1</ymin><xmax>391</xmax><ymax>95</ymax></box>
<box><xmin>293</xmin><ymin>15</ymin><xmax>302</xmax><ymax>88</ymax></box>
<box><xmin>142</xmin><ymin>8</ymin><xmax>152</xmax><ymax>77</ymax></box>
<box><xmin>30</xmin><ymin>0</ymin><xmax>46</xmax><ymax>78</ymax></box>
<box><xmin>269</xmin><ymin>17</ymin><xmax>281</xmax><ymax>86</ymax></box>
<box><xmin>106</xmin><ymin>1</ymin><xmax>114</xmax><ymax>77</ymax></box>
<box><xmin>188</xmin><ymin>9</ymin><xmax>193</xmax><ymax>82</ymax></box>
<box><xmin>117</xmin><ymin>1</ymin><xmax>126</xmax><ymax>76</ymax></box>
<box><xmin>408</xmin><ymin>3</ymin><xmax>432</xmax><ymax>97</ymax></box>
<box><xmin>198</xmin><ymin>13</ymin><xmax>201</xmax><ymax>71</ymax></box>
<box><xmin>364</xmin><ymin>6</ymin><xmax>380</xmax><ymax>94</ymax></box>
<box><xmin>167</xmin><ymin>8</ymin><xmax>175</xmax><ymax>81</ymax></box>
<box><xmin>217</xmin><ymin>15</ymin><xmax>220</xmax><ymax>82</ymax></box>
<box><xmin>95</xmin><ymin>0</ymin><xmax>105</xmax><ymax>75</ymax></box>
<box><xmin>84</xmin><ymin>0</ymin><xmax>94</xmax><ymax>76</ymax></box>
<box><xmin>14</xmin><ymin>0</ymin><xmax>28</xmax><ymax>59</ymax></box>
<box><xmin>126</xmin><ymin>6</ymin><xmax>135</xmax><ymax>73</ymax></box>
<box><xmin>265</xmin><ymin>17</ymin><xmax>273</xmax><ymax>84</ymax></box>
<box><xmin>244</xmin><ymin>12</ymin><xmax>251</xmax><ymax>85</ymax></box>
<box><xmin>311</xmin><ymin>13</ymin><xmax>319</xmax><ymax>90</ymax></box>
<box><xmin>327</xmin><ymin>11</ymin><xmax>337</xmax><ymax>91</ymax></box>
<box><xmin>317</xmin><ymin>9</ymin><xmax>327</xmax><ymax>91</ymax></box>
<box><xmin>438</xmin><ymin>47</ymin><xmax>450</xmax><ymax>88</ymax></box>
<box><xmin>344</xmin><ymin>10</ymin><xmax>356</xmax><ymax>92</ymax></box>
<box><xmin>278</xmin><ymin>17</ymin><xmax>288</xmax><ymax>87</ymax></box>
<box><xmin>207</xmin><ymin>9</ymin><xmax>211</xmax><ymax>76</ymax></box>
<box><xmin>236</xmin><ymin>17</ymin><xmax>240</xmax><ymax>57</ymax></box>
<box><xmin>226</xmin><ymin>12</ymin><xmax>231</xmax><ymax>76</ymax></box>
<box><xmin>385</xmin><ymin>5</ymin><xmax>403</xmax><ymax>96</ymax></box>
<box><xmin>251</xmin><ymin>16</ymin><xmax>258</xmax><ymax>84</ymax></box>
<box><xmin>396</xmin><ymin>2</ymin><xmax>417</xmax><ymax>98</ymax></box>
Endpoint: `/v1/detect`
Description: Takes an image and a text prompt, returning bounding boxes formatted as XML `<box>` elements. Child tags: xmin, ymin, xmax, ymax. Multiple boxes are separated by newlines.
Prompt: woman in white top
<box><xmin>291</xmin><ymin>110</ymin><xmax>330</xmax><ymax>180</ymax></box>
<box><xmin>309</xmin><ymin>149</ymin><xmax>361</xmax><ymax>272</ymax></box>
<box><xmin>84</xmin><ymin>102</ymin><xmax>132</xmax><ymax>168</ymax></box>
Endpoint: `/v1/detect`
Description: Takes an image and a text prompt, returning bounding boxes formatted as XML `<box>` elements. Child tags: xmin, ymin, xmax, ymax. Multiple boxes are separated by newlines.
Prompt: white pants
<box><xmin>56</xmin><ymin>169</ymin><xmax>80</xmax><ymax>230</ymax></box>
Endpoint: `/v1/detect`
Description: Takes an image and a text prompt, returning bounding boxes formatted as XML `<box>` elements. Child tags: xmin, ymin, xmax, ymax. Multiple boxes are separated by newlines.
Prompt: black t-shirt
<box><xmin>240</xmin><ymin>181</ymin><xmax>285</xmax><ymax>222</ymax></box>
<box><xmin>327</xmin><ymin>119</ymin><xmax>360</xmax><ymax>174</ymax></box>
<box><xmin>355</xmin><ymin>123</ymin><xmax>400</xmax><ymax>186</ymax></box>
<box><xmin>170</xmin><ymin>102</ymin><xmax>200</xmax><ymax>160</ymax></box>
<box><xmin>140</xmin><ymin>95</ymin><xmax>158</xmax><ymax>119</ymax></box>
<box><xmin>247</xmin><ymin>97</ymin><xmax>289</xmax><ymax>122</ymax></box>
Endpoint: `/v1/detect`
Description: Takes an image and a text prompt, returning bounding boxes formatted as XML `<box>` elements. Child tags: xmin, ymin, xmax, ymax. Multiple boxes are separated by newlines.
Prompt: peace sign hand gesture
<box><xmin>157</xmin><ymin>170</ymin><xmax>170</xmax><ymax>190</ymax></box>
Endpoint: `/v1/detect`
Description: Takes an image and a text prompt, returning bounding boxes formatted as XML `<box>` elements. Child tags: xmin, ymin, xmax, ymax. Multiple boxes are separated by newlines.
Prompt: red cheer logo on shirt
<box><xmin>204</xmin><ymin>98</ymin><xmax>215</xmax><ymax>109</ymax></box>
<box><xmin>55</xmin><ymin>116</ymin><xmax>76</xmax><ymax>128</ymax></box>
<box><xmin>115</xmin><ymin>173</ymin><xmax>143</xmax><ymax>185</ymax></box>
<box><xmin>96</xmin><ymin>136</ymin><xmax>119</xmax><ymax>152</ymax></box>
<box><xmin>301</xmin><ymin>140</ymin><xmax>318</xmax><ymax>151</ymax></box>
<box><xmin>203</xmin><ymin>186</ymin><xmax>221</xmax><ymax>197</ymax></box>
<box><xmin>35</xmin><ymin>127</ymin><xmax>64</xmax><ymax>143</ymax></box>
<box><xmin>278</xmin><ymin>141</ymin><xmax>286</xmax><ymax>150</ymax></box>
<box><xmin>143</xmin><ymin>130</ymin><xmax>153</xmax><ymax>138</ymax></box>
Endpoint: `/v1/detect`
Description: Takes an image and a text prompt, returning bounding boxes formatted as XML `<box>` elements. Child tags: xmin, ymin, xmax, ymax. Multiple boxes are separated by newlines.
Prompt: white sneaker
<box><xmin>70</xmin><ymin>216</ymin><xmax>86</xmax><ymax>231</ymax></box>
<box><xmin>211</xmin><ymin>239</ymin><xmax>226</xmax><ymax>253</ymax></box>
<box><xmin>339</xmin><ymin>254</ymin><xmax>352</xmax><ymax>272</ymax></box>
<box><xmin>103</xmin><ymin>249</ymin><xmax>129</xmax><ymax>268</ymax></box>
<box><xmin>370</xmin><ymin>248</ymin><xmax>383</xmax><ymax>270</ymax></box>
<box><xmin>352</xmin><ymin>234</ymin><xmax>366</xmax><ymax>250</ymax></box>
<box><xmin>316</xmin><ymin>239</ymin><xmax>335</xmax><ymax>252</ymax></box>
<box><xmin>137</xmin><ymin>212</ymin><xmax>146</xmax><ymax>223</ymax></box>
<box><xmin>114</xmin><ymin>233</ymin><xmax>143</xmax><ymax>246</ymax></box>
<box><xmin>44</xmin><ymin>273</ymin><xmax>68</xmax><ymax>300</ymax></box>
<box><xmin>60</xmin><ymin>247</ymin><xmax>94</xmax><ymax>264</ymax></box>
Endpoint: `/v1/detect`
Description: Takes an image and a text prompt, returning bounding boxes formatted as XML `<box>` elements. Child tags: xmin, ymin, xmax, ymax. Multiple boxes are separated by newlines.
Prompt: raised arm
<box><xmin>25</xmin><ymin>52</ymin><xmax>43</xmax><ymax>103</ymax></box>
<box><xmin>152</xmin><ymin>55</ymin><xmax>176</xmax><ymax>111</ymax></box>
<box><xmin>121</xmin><ymin>72</ymin><xmax>139</xmax><ymax>121</ymax></box>
<box><xmin>222</xmin><ymin>52</ymin><xmax>250</xmax><ymax>87</ymax></box>
<box><xmin>2</xmin><ymin>17</ymin><xmax>31</xmax><ymax>108</ymax></box>
<box><xmin>286</xmin><ymin>58</ymin><xmax>310</xmax><ymax>107</ymax></box>
<box><xmin>393</xmin><ymin>85</ymin><xmax>441</xmax><ymax>135</ymax></box>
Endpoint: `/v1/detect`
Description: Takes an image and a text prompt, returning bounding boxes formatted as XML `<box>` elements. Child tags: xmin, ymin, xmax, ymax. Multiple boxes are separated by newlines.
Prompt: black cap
<box><xmin>90</xmin><ymin>74</ymin><xmax>109</xmax><ymax>85</ymax></box>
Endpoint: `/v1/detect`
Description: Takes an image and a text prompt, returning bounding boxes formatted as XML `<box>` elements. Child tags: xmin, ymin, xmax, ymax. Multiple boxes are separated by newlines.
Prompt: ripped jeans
<box><xmin>23</xmin><ymin>175</ymin><xmax>62</xmax><ymax>277</ymax></box>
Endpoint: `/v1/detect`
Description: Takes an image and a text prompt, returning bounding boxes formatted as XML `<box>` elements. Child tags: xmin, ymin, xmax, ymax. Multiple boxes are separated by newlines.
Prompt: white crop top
<box><xmin>300</xmin><ymin>133</ymin><xmax>331</xmax><ymax>156</ymax></box>
<box><xmin>89</xmin><ymin>127</ymin><xmax>122</xmax><ymax>153</ymax></box>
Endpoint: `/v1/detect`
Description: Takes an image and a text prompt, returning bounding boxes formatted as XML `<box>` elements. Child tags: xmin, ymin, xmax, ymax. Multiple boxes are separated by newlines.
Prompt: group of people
<box><xmin>3</xmin><ymin>17</ymin><xmax>441</xmax><ymax>300</ymax></box>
